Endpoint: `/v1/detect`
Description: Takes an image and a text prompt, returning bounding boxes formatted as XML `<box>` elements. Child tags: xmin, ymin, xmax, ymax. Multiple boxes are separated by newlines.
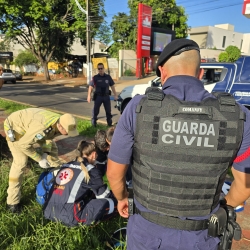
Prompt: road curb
<box><xmin>0</xmin><ymin>97</ymin><xmax>107</xmax><ymax>125</ymax></box>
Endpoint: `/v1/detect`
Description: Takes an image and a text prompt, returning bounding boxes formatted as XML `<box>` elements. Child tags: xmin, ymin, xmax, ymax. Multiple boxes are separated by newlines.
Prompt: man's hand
<box><xmin>117</xmin><ymin>198</ymin><xmax>129</xmax><ymax>218</ymax></box>
<box><xmin>114</xmin><ymin>94</ymin><xmax>118</xmax><ymax>101</ymax></box>
<box><xmin>87</xmin><ymin>95</ymin><xmax>91</xmax><ymax>103</ymax></box>
<box><xmin>38</xmin><ymin>153</ymin><xmax>51</xmax><ymax>168</ymax></box>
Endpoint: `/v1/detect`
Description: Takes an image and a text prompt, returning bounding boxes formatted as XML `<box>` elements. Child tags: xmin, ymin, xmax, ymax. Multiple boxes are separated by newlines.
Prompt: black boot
<box><xmin>7</xmin><ymin>203</ymin><xmax>21</xmax><ymax>214</ymax></box>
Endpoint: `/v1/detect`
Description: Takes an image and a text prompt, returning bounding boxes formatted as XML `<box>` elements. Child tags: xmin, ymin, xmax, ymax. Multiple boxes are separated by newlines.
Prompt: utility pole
<box><xmin>74</xmin><ymin>0</ymin><xmax>91</xmax><ymax>82</ymax></box>
<box><xmin>86</xmin><ymin>0</ymin><xmax>92</xmax><ymax>84</ymax></box>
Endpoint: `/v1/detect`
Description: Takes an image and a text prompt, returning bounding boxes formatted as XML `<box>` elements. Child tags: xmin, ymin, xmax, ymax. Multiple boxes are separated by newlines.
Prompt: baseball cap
<box><xmin>60</xmin><ymin>114</ymin><xmax>79</xmax><ymax>137</ymax></box>
<box><xmin>156</xmin><ymin>38</ymin><xmax>200</xmax><ymax>77</ymax></box>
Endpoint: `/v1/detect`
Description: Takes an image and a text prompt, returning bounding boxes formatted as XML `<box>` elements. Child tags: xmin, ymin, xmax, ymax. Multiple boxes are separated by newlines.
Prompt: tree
<box><xmin>218</xmin><ymin>52</ymin><xmax>228</xmax><ymax>62</ymax></box>
<box><xmin>225</xmin><ymin>45</ymin><xmax>241</xmax><ymax>62</ymax></box>
<box><xmin>0</xmin><ymin>39</ymin><xmax>10</xmax><ymax>51</ymax></box>
<box><xmin>218</xmin><ymin>46</ymin><xmax>241</xmax><ymax>63</ymax></box>
<box><xmin>109</xmin><ymin>12</ymin><xmax>136</xmax><ymax>57</ymax></box>
<box><xmin>14</xmin><ymin>50</ymin><xmax>39</xmax><ymax>69</ymax></box>
<box><xmin>128</xmin><ymin>0</ymin><xmax>189</xmax><ymax>38</ymax></box>
<box><xmin>109</xmin><ymin>0</ymin><xmax>188</xmax><ymax>58</ymax></box>
<box><xmin>95</xmin><ymin>21</ymin><xmax>112</xmax><ymax>45</ymax></box>
<box><xmin>0</xmin><ymin>0</ymin><xmax>105</xmax><ymax>80</ymax></box>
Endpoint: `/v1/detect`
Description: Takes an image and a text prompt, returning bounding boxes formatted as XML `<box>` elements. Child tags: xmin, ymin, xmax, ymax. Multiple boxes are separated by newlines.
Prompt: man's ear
<box><xmin>159</xmin><ymin>66</ymin><xmax>166</xmax><ymax>84</ymax></box>
<box><xmin>198</xmin><ymin>68</ymin><xmax>204</xmax><ymax>80</ymax></box>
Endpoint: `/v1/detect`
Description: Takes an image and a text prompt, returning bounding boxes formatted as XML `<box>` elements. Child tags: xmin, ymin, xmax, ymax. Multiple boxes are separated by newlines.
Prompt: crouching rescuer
<box><xmin>4</xmin><ymin>108</ymin><xmax>79</xmax><ymax>213</ymax></box>
<box><xmin>42</xmin><ymin>140</ymin><xmax>118</xmax><ymax>227</ymax></box>
<box><xmin>107</xmin><ymin>39</ymin><xmax>250</xmax><ymax>250</ymax></box>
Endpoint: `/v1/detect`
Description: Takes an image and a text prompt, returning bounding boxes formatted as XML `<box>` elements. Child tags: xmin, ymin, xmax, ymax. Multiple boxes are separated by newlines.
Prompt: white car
<box><xmin>116</xmin><ymin>65</ymin><xmax>223</xmax><ymax>114</ymax></box>
<box><xmin>0</xmin><ymin>69</ymin><xmax>16</xmax><ymax>84</ymax></box>
<box><xmin>116</xmin><ymin>77</ymin><xmax>161</xmax><ymax>113</ymax></box>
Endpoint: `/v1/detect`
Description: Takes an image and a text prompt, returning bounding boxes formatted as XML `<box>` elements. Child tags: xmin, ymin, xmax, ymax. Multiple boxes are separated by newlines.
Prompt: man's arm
<box><xmin>110</xmin><ymin>85</ymin><xmax>118</xmax><ymax>101</ymax></box>
<box><xmin>87</xmin><ymin>85</ymin><xmax>93</xmax><ymax>103</ymax></box>
<box><xmin>107</xmin><ymin>159</ymin><xmax>129</xmax><ymax>217</ymax></box>
<box><xmin>225</xmin><ymin>167</ymin><xmax>250</xmax><ymax>207</ymax></box>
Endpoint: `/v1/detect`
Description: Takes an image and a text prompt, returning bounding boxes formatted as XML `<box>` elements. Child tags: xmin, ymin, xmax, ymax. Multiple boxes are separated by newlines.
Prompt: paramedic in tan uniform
<box><xmin>4</xmin><ymin>108</ymin><xmax>79</xmax><ymax>213</ymax></box>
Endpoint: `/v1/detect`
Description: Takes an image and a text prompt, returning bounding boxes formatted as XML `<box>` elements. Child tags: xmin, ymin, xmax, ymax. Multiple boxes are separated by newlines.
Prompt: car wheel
<box><xmin>121</xmin><ymin>99</ymin><xmax>131</xmax><ymax>114</ymax></box>
<box><xmin>12</xmin><ymin>81</ymin><xmax>16</xmax><ymax>84</ymax></box>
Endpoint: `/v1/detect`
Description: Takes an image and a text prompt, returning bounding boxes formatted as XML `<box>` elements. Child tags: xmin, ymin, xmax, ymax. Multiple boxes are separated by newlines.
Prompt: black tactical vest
<box><xmin>94</xmin><ymin>74</ymin><xmax>110</xmax><ymax>95</ymax></box>
<box><xmin>133</xmin><ymin>88</ymin><xmax>245</xmax><ymax>217</ymax></box>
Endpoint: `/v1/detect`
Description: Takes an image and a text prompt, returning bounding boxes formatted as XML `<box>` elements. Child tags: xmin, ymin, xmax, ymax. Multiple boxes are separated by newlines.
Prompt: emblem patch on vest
<box><xmin>158</xmin><ymin>118</ymin><xmax>220</xmax><ymax>149</ymax></box>
<box><xmin>56</xmin><ymin>168</ymin><xmax>74</xmax><ymax>185</ymax></box>
<box><xmin>105</xmin><ymin>80</ymin><xmax>109</xmax><ymax>84</ymax></box>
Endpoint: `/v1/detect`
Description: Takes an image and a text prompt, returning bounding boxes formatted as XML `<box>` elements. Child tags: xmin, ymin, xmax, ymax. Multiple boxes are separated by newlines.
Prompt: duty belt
<box><xmin>135</xmin><ymin>207</ymin><xmax>209</xmax><ymax>231</ymax></box>
<box><xmin>96</xmin><ymin>93</ymin><xmax>109</xmax><ymax>96</ymax></box>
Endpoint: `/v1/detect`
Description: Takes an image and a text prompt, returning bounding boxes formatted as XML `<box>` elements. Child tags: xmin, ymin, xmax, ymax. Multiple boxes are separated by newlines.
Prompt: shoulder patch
<box><xmin>56</xmin><ymin>168</ymin><xmax>74</xmax><ymax>185</ymax></box>
<box><xmin>36</xmin><ymin>133</ymin><xmax>44</xmax><ymax>140</ymax></box>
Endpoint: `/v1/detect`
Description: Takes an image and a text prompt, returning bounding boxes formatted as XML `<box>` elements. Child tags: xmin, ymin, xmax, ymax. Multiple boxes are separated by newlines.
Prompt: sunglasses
<box><xmin>98</xmin><ymin>68</ymin><xmax>103</xmax><ymax>70</ymax></box>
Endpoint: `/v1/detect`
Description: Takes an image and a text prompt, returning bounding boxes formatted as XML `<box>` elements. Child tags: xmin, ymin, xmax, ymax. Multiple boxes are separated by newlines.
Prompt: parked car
<box><xmin>14</xmin><ymin>71</ymin><xmax>23</xmax><ymax>80</ymax></box>
<box><xmin>116</xmin><ymin>77</ymin><xmax>161</xmax><ymax>113</ymax></box>
<box><xmin>116</xmin><ymin>56</ymin><xmax>250</xmax><ymax>113</ymax></box>
<box><xmin>0</xmin><ymin>69</ymin><xmax>16</xmax><ymax>84</ymax></box>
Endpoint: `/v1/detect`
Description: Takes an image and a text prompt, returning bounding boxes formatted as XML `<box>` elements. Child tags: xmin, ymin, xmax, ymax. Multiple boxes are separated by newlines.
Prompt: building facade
<box><xmin>189</xmin><ymin>23</ymin><xmax>250</xmax><ymax>60</ymax></box>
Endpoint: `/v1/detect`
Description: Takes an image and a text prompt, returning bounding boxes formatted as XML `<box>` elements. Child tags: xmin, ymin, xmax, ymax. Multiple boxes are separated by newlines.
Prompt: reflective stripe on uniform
<box><xmin>96</xmin><ymin>186</ymin><xmax>110</xmax><ymax>198</ymax></box>
<box><xmin>67</xmin><ymin>171</ymin><xmax>85</xmax><ymax>203</ymax></box>
<box><xmin>104</xmin><ymin>198</ymin><xmax>115</xmax><ymax>214</ymax></box>
<box><xmin>38</xmin><ymin>110</ymin><xmax>60</xmax><ymax>127</ymax></box>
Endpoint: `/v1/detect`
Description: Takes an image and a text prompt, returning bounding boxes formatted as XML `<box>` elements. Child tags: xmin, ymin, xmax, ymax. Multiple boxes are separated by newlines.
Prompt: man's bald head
<box><xmin>163</xmin><ymin>49</ymin><xmax>201</xmax><ymax>78</ymax></box>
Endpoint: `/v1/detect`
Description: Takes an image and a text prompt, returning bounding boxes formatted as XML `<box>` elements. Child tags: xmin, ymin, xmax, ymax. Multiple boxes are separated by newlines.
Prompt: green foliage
<box><xmin>95</xmin><ymin>21</ymin><xmax>112</xmax><ymax>45</ymax></box>
<box><xmin>109</xmin><ymin>0</ymin><xmax>188</xmax><ymax>57</ymax></box>
<box><xmin>128</xmin><ymin>0</ymin><xmax>188</xmax><ymax>38</ymax></box>
<box><xmin>124</xmin><ymin>69</ymin><xmax>135</xmax><ymax>76</ymax></box>
<box><xmin>0</xmin><ymin>39</ymin><xmax>10</xmax><ymax>51</ymax></box>
<box><xmin>225</xmin><ymin>45</ymin><xmax>241</xmax><ymax>62</ymax></box>
<box><xmin>218</xmin><ymin>46</ymin><xmax>241</xmax><ymax>63</ymax></box>
<box><xmin>0</xmin><ymin>0</ymin><xmax>105</xmax><ymax>80</ymax></box>
<box><xmin>218</xmin><ymin>52</ymin><xmax>229</xmax><ymax>62</ymax></box>
<box><xmin>14</xmin><ymin>50</ymin><xmax>39</xmax><ymax>68</ymax></box>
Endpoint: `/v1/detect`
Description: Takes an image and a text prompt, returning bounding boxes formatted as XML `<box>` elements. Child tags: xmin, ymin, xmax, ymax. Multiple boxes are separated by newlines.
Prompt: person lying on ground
<box><xmin>42</xmin><ymin>140</ymin><xmax>118</xmax><ymax>227</ymax></box>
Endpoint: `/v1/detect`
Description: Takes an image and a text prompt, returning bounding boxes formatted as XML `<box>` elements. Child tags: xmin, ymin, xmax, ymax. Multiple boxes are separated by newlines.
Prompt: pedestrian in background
<box><xmin>4</xmin><ymin>108</ymin><xmax>79</xmax><ymax>213</ymax></box>
<box><xmin>107</xmin><ymin>39</ymin><xmax>250</xmax><ymax>249</ymax></box>
<box><xmin>87</xmin><ymin>63</ymin><xmax>118</xmax><ymax>127</ymax></box>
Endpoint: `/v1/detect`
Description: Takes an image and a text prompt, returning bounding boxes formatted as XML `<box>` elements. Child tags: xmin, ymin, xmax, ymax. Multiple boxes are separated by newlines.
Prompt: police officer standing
<box><xmin>87</xmin><ymin>63</ymin><xmax>118</xmax><ymax>126</ymax></box>
<box><xmin>4</xmin><ymin>108</ymin><xmax>79</xmax><ymax>213</ymax></box>
<box><xmin>107</xmin><ymin>39</ymin><xmax>250</xmax><ymax>249</ymax></box>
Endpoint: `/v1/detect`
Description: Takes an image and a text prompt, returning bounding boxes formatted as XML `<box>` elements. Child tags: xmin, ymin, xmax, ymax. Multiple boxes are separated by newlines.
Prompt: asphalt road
<box><xmin>0</xmin><ymin>81</ymin><xmax>121</xmax><ymax>125</ymax></box>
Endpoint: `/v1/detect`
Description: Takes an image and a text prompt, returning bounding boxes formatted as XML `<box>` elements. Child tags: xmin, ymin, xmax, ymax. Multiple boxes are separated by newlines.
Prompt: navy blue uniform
<box><xmin>43</xmin><ymin>158</ymin><xmax>117</xmax><ymax>227</ymax></box>
<box><xmin>108</xmin><ymin>76</ymin><xmax>250</xmax><ymax>249</ymax></box>
<box><xmin>90</xmin><ymin>73</ymin><xmax>115</xmax><ymax>126</ymax></box>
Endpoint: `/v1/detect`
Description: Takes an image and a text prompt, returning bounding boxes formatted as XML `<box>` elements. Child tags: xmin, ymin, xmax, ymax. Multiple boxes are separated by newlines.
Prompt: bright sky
<box><xmin>104</xmin><ymin>0</ymin><xmax>250</xmax><ymax>34</ymax></box>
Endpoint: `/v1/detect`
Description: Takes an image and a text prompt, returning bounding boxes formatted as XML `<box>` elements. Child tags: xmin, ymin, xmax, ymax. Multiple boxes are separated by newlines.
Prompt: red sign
<box><xmin>137</xmin><ymin>3</ymin><xmax>152</xmax><ymax>58</ymax></box>
<box><xmin>136</xmin><ymin>3</ymin><xmax>152</xmax><ymax>78</ymax></box>
<box><xmin>242</xmin><ymin>0</ymin><xmax>250</xmax><ymax>18</ymax></box>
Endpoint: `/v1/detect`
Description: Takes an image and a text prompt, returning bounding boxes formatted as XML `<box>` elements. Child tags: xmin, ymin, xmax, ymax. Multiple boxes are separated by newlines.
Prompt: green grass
<box><xmin>0</xmin><ymin>99</ymin><xmax>127</xmax><ymax>250</ymax></box>
<box><xmin>0</xmin><ymin>98</ymin><xmax>109</xmax><ymax>138</ymax></box>
<box><xmin>0</xmin><ymin>99</ymin><xmax>31</xmax><ymax>114</ymax></box>
<box><xmin>0</xmin><ymin>162</ymin><xmax>127</xmax><ymax>250</ymax></box>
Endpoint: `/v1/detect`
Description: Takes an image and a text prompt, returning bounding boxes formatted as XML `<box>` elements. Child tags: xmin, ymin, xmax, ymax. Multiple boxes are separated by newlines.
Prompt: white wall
<box><xmin>207</xmin><ymin>26</ymin><xmax>244</xmax><ymax>50</ymax></box>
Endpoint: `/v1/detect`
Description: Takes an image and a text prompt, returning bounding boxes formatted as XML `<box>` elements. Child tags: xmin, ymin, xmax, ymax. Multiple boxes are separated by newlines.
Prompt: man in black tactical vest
<box><xmin>107</xmin><ymin>39</ymin><xmax>250</xmax><ymax>250</ymax></box>
<box><xmin>87</xmin><ymin>63</ymin><xmax>118</xmax><ymax>127</ymax></box>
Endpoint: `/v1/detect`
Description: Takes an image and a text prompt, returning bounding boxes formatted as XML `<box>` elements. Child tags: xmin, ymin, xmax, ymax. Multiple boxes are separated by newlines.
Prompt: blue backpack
<box><xmin>36</xmin><ymin>167</ymin><xmax>60</xmax><ymax>205</ymax></box>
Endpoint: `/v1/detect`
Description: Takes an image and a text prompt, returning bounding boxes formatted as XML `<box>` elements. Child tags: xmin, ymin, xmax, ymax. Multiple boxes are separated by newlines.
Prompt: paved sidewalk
<box><xmin>0</xmin><ymin>107</ymin><xmax>249</xmax><ymax>249</ymax></box>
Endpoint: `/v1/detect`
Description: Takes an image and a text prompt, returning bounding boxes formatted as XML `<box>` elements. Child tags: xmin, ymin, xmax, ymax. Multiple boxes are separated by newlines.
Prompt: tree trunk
<box><xmin>43</xmin><ymin>62</ymin><xmax>50</xmax><ymax>80</ymax></box>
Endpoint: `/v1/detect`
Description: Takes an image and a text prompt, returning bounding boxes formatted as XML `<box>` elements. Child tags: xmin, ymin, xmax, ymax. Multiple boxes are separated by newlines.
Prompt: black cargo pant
<box><xmin>92</xmin><ymin>95</ymin><xmax>112</xmax><ymax>126</ymax></box>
